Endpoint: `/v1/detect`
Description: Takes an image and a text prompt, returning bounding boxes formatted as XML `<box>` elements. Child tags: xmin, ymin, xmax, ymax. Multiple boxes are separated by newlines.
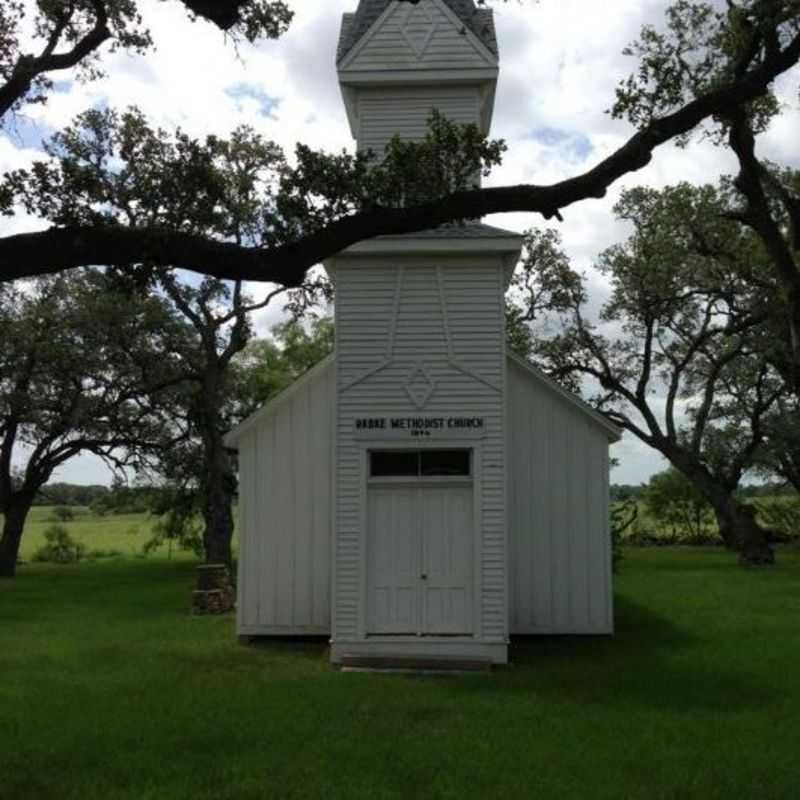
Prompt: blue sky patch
<box><xmin>529</xmin><ymin>126</ymin><xmax>593</xmax><ymax>161</ymax></box>
<box><xmin>225</xmin><ymin>84</ymin><xmax>280</xmax><ymax>117</ymax></box>
<box><xmin>1</xmin><ymin>115</ymin><xmax>54</xmax><ymax>152</ymax></box>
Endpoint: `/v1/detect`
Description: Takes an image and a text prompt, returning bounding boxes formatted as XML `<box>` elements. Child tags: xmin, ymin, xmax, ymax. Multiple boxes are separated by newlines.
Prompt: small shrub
<box><xmin>610</xmin><ymin>497</ymin><xmax>638</xmax><ymax>572</ymax></box>
<box><xmin>642</xmin><ymin>469</ymin><xmax>713</xmax><ymax>541</ymax></box>
<box><xmin>51</xmin><ymin>506</ymin><xmax>75</xmax><ymax>522</ymax></box>
<box><xmin>624</xmin><ymin>514</ymin><xmax>660</xmax><ymax>546</ymax></box>
<box><xmin>32</xmin><ymin>525</ymin><xmax>86</xmax><ymax>564</ymax></box>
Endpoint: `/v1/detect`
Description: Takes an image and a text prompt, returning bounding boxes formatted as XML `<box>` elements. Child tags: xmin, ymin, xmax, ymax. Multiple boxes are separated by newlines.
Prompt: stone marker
<box><xmin>192</xmin><ymin>563</ymin><xmax>235</xmax><ymax>614</ymax></box>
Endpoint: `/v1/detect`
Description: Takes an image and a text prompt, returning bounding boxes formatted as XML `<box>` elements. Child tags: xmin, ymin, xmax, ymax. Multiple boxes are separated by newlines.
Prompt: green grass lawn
<box><xmin>1</xmin><ymin>549</ymin><xmax>799</xmax><ymax>800</ymax></box>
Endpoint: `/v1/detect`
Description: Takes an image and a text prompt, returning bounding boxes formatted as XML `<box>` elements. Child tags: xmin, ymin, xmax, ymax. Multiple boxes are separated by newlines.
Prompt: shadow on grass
<box><xmin>246</xmin><ymin>636</ymin><xmax>330</xmax><ymax>663</ymax></box>
<box><xmin>415</xmin><ymin>595</ymin><xmax>777</xmax><ymax>714</ymax></box>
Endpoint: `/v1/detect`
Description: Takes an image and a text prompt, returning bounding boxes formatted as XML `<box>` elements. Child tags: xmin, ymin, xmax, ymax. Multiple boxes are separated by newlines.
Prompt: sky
<box><xmin>1</xmin><ymin>0</ymin><xmax>799</xmax><ymax>487</ymax></box>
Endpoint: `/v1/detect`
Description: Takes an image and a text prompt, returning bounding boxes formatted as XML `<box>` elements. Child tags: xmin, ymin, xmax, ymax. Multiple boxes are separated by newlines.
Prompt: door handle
<box><xmin>421</xmin><ymin>573</ymin><xmax>428</xmax><ymax>580</ymax></box>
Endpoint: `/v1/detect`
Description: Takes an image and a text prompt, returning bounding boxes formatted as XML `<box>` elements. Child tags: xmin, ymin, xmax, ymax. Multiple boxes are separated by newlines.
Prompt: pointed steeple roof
<box><xmin>337</xmin><ymin>0</ymin><xmax>497</xmax><ymax>63</ymax></box>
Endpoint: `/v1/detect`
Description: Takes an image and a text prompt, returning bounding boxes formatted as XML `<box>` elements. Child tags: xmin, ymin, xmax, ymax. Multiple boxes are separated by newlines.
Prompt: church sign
<box><xmin>353</xmin><ymin>416</ymin><xmax>486</xmax><ymax>439</ymax></box>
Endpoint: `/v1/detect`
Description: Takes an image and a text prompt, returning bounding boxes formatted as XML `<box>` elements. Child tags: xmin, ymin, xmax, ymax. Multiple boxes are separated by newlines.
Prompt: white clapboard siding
<box><xmin>356</xmin><ymin>86</ymin><xmax>480</xmax><ymax>156</ymax></box>
<box><xmin>236</xmin><ymin>358</ymin><xmax>335</xmax><ymax>636</ymax></box>
<box><xmin>333</xmin><ymin>256</ymin><xmax>508</xmax><ymax>644</ymax></box>
<box><xmin>506</xmin><ymin>356</ymin><xmax>614</xmax><ymax>635</ymax></box>
<box><xmin>341</xmin><ymin>0</ymin><xmax>496</xmax><ymax>73</ymax></box>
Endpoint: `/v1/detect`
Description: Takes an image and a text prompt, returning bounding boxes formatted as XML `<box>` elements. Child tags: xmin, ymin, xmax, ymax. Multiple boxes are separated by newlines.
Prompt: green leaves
<box><xmin>0</xmin><ymin>2</ymin><xmax>294</xmax><ymax>122</ymax></box>
<box><xmin>233</xmin><ymin>316</ymin><xmax>334</xmax><ymax>415</ymax></box>
<box><xmin>0</xmin><ymin>268</ymin><xmax>189</xmax><ymax>511</ymax></box>
<box><xmin>509</xmin><ymin>178</ymin><xmax>788</xmax><ymax>497</ymax></box>
<box><xmin>7</xmin><ymin>105</ymin><xmax>507</xmax><ymax>251</ymax></box>
<box><xmin>611</xmin><ymin>0</ymin><xmax>794</xmax><ymax>142</ymax></box>
<box><xmin>642</xmin><ymin>467</ymin><xmax>713</xmax><ymax>539</ymax></box>
<box><xmin>232</xmin><ymin>1</ymin><xmax>294</xmax><ymax>43</ymax></box>
<box><xmin>273</xmin><ymin>110</ymin><xmax>506</xmax><ymax>239</ymax></box>
<box><xmin>8</xmin><ymin>106</ymin><xmax>287</xmax><ymax>245</ymax></box>
<box><xmin>370</xmin><ymin>110</ymin><xmax>507</xmax><ymax>209</ymax></box>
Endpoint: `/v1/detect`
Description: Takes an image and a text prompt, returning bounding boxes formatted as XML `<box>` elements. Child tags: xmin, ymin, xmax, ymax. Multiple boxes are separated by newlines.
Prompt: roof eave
<box><xmin>506</xmin><ymin>351</ymin><xmax>624</xmax><ymax>442</ymax></box>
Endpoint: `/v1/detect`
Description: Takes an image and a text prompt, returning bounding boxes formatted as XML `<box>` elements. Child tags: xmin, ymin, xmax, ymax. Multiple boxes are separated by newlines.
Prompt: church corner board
<box><xmin>228</xmin><ymin>0</ymin><xmax>621</xmax><ymax>666</ymax></box>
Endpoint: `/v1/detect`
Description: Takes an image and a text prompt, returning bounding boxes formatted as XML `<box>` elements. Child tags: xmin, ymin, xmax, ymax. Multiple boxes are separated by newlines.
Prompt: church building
<box><xmin>225</xmin><ymin>0</ymin><xmax>621</xmax><ymax>666</ymax></box>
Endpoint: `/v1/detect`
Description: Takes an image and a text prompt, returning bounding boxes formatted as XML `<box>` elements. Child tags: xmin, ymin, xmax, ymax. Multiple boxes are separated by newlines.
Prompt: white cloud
<box><xmin>2</xmin><ymin>0</ymin><xmax>799</xmax><ymax>486</ymax></box>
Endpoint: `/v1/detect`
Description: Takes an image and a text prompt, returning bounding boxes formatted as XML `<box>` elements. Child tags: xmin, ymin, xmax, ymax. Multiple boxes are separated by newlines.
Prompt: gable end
<box><xmin>337</xmin><ymin>0</ymin><xmax>498</xmax><ymax>67</ymax></box>
<box><xmin>507</xmin><ymin>352</ymin><xmax>622</xmax><ymax>442</ymax></box>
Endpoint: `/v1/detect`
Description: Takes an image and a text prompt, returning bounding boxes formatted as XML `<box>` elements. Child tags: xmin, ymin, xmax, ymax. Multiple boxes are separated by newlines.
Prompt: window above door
<box><xmin>369</xmin><ymin>449</ymin><xmax>471</xmax><ymax>479</ymax></box>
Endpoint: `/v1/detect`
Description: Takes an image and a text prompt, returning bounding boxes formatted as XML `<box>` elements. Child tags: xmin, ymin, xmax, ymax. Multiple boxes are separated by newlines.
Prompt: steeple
<box><xmin>337</xmin><ymin>0</ymin><xmax>498</xmax><ymax>64</ymax></box>
<box><xmin>336</xmin><ymin>0</ymin><xmax>500</xmax><ymax>154</ymax></box>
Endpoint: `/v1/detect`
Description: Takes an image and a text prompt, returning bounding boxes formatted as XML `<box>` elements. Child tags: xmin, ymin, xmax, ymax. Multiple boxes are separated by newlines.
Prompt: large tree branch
<box><xmin>726</xmin><ymin>108</ymin><xmax>800</xmax><ymax>388</ymax></box>
<box><xmin>0</xmin><ymin>2</ymin><xmax>111</xmax><ymax>119</ymax></box>
<box><xmin>2</xmin><ymin>31</ymin><xmax>800</xmax><ymax>284</ymax></box>
<box><xmin>0</xmin><ymin>1</ymin><xmax>294</xmax><ymax>121</ymax></box>
<box><xmin>181</xmin><ymin>0</ymin><xmax>251</xmax><ymax>29</ymax></box>
<box><xmin>725</xmin><ymin>364</ymin><xmax>781</xmax><ymax>486</ymax></box>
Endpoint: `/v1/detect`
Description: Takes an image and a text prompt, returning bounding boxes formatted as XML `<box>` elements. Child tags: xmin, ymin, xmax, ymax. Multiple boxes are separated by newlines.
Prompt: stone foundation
<box><xmin>192</xmin><ymin>563</ymin><xmax>235</xmax><ymax>614</ymax></box>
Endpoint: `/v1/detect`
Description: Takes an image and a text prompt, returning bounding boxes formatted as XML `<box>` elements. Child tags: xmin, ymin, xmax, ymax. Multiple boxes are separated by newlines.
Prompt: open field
<box><xmin>13</xmin><ymin>506</ymin><xmax>162</xmax><ymax>560</ymax></box>
<box><xmin>614</xmin><ymin>494</ymin><xmax>800</xmax><ymax>545</ymax></box>
<box><xmin>3</xmin><ymin>507</ymin><xmax>239</xmax><ymax>562</ymax></box>
<box><xmin>2</xmin><ymin>548</ymin><xmax>799</xmax><ymax>800</ymax></box>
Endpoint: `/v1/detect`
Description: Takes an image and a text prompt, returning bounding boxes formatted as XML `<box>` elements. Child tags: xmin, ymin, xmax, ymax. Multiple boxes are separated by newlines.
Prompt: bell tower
<box><xmin>337</xmin><ymin>0</ymin><xmax>500</xmax><ymax>158</ymax></box>
<box><xmin>326</xmin><ymin>0</ymin><xmax>522</xmax><ymax>665</ymax></box>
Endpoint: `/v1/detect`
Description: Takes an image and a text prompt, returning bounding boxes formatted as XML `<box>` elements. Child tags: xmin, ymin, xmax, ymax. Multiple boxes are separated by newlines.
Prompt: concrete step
<box><xmin>338</xmin><ymin>655</ymin><xmax>493</xmax><ymax>673</ymax></box>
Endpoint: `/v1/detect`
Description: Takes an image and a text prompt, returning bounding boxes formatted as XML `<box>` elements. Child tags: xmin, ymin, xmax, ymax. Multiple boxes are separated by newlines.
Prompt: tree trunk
<box><xmin>0</xmin><ymin>502</ymin><xmax>31</xmax><ymax>578</ymax></box>
<box><xmin>666</xmin><ymin>452</ymin><xmax>774</xmax><ymax>564</ymax></box>
<box><xmin>713</xmin><ymin>500</ymin><xmax>774</xmax><ymax>566</ymax></box>
<box><xmin>200</xmin><ymin>428</ymin><xmax>236</xmax><ymax>568</ymax></box>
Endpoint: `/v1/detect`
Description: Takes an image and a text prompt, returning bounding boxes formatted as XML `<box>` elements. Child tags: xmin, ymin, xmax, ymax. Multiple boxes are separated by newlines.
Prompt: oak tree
<box><xmin>0</xmin><ymin>269</ymin><xmax>185</xmax><ymax>576</ymax></box>
<box><xmin>515</xmin><ymin>183</ymin><xmax>786</xmax><ymax>564</ymax></box>
<box><xmin>8</xmin><ymin>108</ymin><xmax>299</xmax><ymax>568</ymax></box>
<box><xmin>0</xmin><ymin>1</ymin><xmax>293</xmax><ymax>121</ymax></box>
<box><xmin>612</xmin><ymin>0</ymin><xmax>800</xmax><ymax>386</ymax></box>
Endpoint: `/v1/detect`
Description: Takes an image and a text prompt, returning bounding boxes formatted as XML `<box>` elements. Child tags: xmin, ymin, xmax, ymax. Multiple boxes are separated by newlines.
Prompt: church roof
<box><xmin>384</xmin><ymin>222</ymin><xmax>519</xmax><ymax>239</ymax></box>
<box><xmin>337</xmin><ymin>0</ymin><xmax>498</xmax><ymax>64</ymax></box>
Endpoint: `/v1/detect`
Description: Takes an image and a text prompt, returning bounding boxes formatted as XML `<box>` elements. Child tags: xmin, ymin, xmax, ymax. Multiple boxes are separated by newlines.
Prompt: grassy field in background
<box><xmin>9</xmin><ymin>506</ymin><xmax>174</xmax><ymax>561</ymax></box>
<box><xmin>5</xmin><ymin>494</ymin><xmax>796</xmax><ymax>561</ymax></box>
<box><xmin>617</xmin><ymin>494</ymin><xmax>800</xmax><ymax>544</ymax></box>
<box><xmin>2</xmin><ymin>547</ymin><xmax>800</xmax><ymax>799</ymax></box>
<box><xmin>3</xmin><ymin>506</ymin><xmax>240</xmax><ymax>562</ymax></box>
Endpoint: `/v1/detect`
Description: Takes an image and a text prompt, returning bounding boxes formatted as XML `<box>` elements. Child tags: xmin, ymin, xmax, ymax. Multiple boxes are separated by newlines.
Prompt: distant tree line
<box><xmin>33</xmin><ymin>483</ymin><xmax>109</xmax><ymax>508</ymax></box>
<box><xmin>611</xmin><ymin>481</ymin><xmax>796</xmax><ymax>504</ymax></box>
<box><xmin>613</xmin><ymin>468</ymin><xmax>800</xmax><ymax>548</ymax></box>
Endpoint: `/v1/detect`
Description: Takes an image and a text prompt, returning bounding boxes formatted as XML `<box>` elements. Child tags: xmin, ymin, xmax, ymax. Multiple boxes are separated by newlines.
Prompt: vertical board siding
<box><xmin>507</xmin><ymin>358</ymin><xmax>613</xmax><ymax>634</ymax></box>
<box><xmin>236</xmin><ymin>361</ymin><xmax>334</xmax><ymax>635</ymax></box>
<box><xmin>342</xmin><ymin>0</ymin><xmax>494</xmax><ymax>73</ymax></box>
<box><xmin>334</xmin><ymin>257</ymin><xmax>507</xmax><ymax>644</ymax></box>
<box><xmin>238</xmin><ymin>439</ymin><xmax>256</xmax><ymax>628</ymax></box>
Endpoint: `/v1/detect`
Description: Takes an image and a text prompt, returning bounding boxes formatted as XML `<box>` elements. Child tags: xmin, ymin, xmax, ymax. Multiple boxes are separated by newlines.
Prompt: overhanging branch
<box><xmin>1</xmin><ymin>30</ymin><xmax>799</xmax><ymax>285</ymax></box>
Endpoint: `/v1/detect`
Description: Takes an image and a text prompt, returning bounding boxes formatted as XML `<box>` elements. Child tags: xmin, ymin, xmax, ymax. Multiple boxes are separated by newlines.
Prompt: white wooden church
<box><xmin>226</xmin><ymin>0</ymin><xmax>621</xmax><ymax>666</ymax></box>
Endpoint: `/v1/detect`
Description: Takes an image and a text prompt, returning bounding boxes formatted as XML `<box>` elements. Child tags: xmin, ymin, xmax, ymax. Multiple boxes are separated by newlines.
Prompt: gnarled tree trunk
<box><xmin>195</xmin><ymin>366</ymin><xmax>237</xmax><ymax>569</ymax></box>
<box><xmin>0</xmin><ymin>501</ymin><xmax>31</xmax><ymax>578</ymax></box>
<box><xmin>697</xmin><ymin>478</ymin><xmax>773</xmax><ymax>564</ymax></box>
<box><xmin>201</xmin><ymin>430</ymin><xmax>236</xmax><ymax>568</ymax></box>
<box><xmin>714</xmin><ymin>500</ymin><xmax>774</xmax><ymax>566</ymax></box>
<box><xmin>669</xmin><ymin>455</ymin><xmax>774</xmax><ymax>564</ymax></box>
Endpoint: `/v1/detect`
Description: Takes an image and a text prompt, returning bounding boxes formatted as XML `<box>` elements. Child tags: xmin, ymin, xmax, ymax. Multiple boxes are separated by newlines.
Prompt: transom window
<box><xmin>370</xmin><ymin>450</ymin><xmax>471</xmax><ymax>478</ymax></box>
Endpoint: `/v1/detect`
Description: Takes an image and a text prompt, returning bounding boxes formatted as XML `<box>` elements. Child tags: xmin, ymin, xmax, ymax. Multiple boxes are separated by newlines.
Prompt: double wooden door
<box><xmin>366</xmin><ymin>485</ymin><xmax>473</xmax><ymax>635</ymax></box>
